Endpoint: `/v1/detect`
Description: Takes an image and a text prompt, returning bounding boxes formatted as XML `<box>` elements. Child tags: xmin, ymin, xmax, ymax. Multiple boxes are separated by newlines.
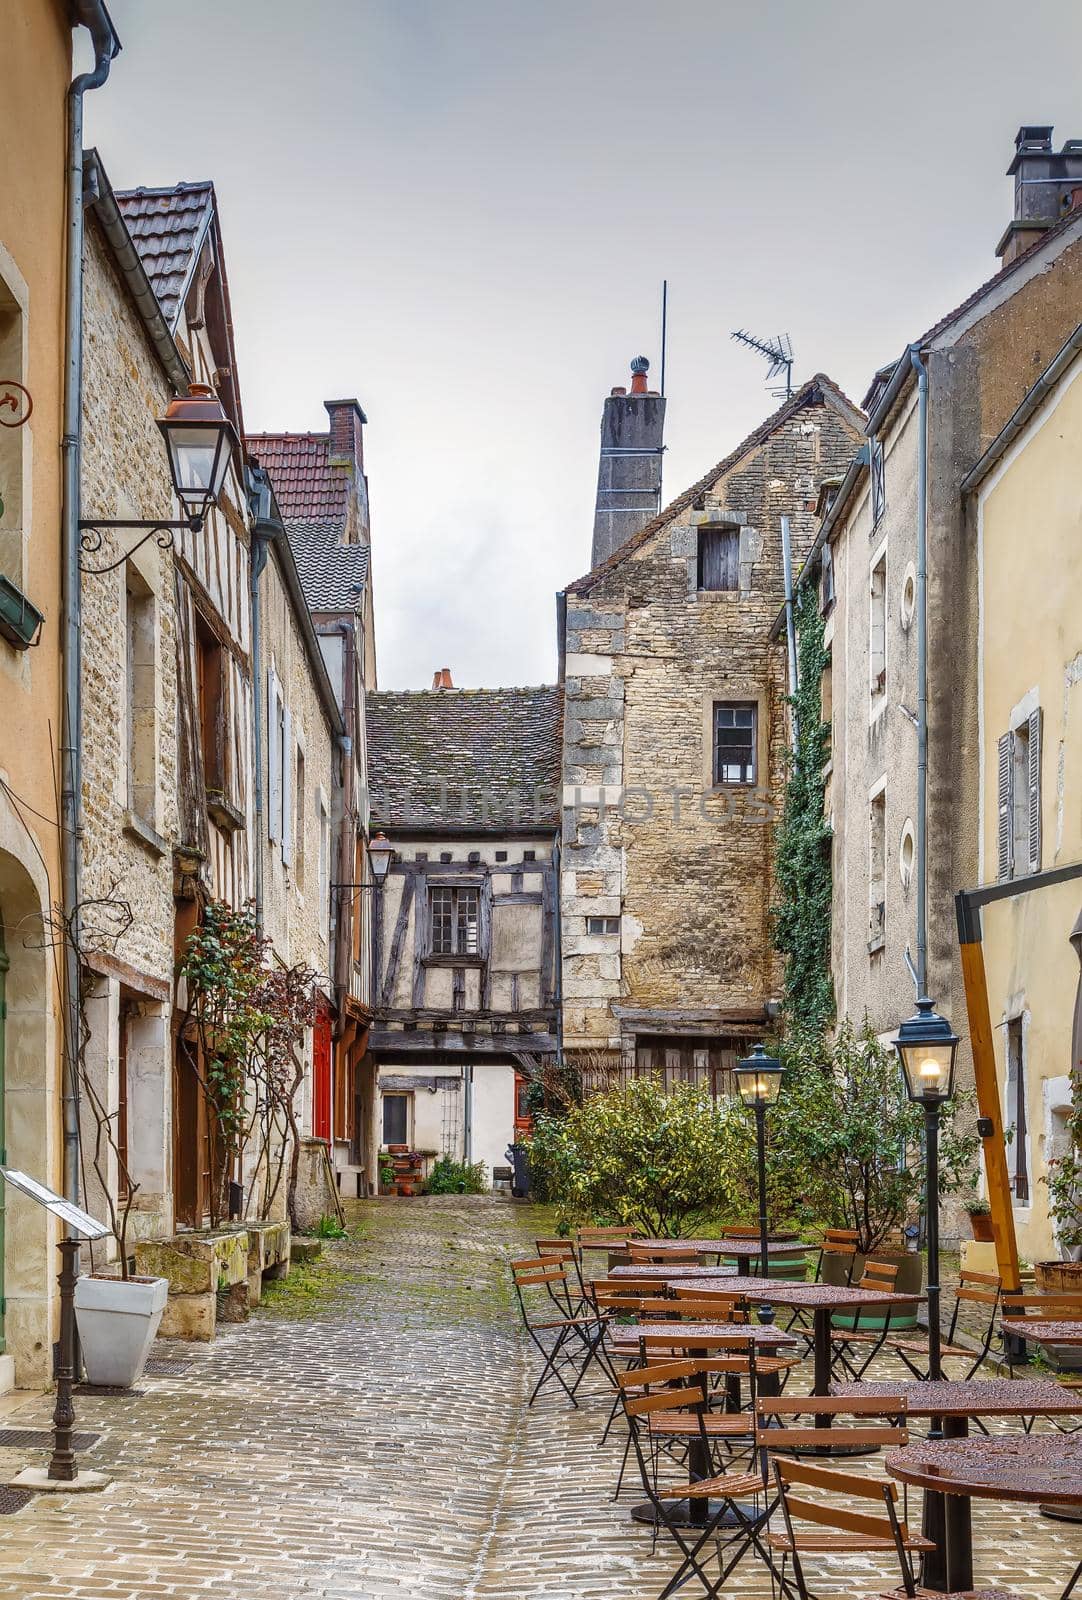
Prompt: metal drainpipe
<box><xmin>780</xmin><ymin>515</ymin><xmax>799</xmax><ymax>753</ymax></box>
<box><xmin>249</xmin><ymin>530</ymin><xmax>270</xmax><ymax>939</ymax></box>
<box><xmin>910</xmin><ymin>347</ymin><xmax>929</xmax><ymax>994</ymax></box>
<box><xmin>60</xmin><ymin>6</ymin><xmax>119</xmax><ymax>1204</ymax></box>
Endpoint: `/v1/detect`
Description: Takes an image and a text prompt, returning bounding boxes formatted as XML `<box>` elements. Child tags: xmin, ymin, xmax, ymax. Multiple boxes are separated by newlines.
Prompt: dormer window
<box><xmin>697</xmin><ymin>524</ymin><xmax>740</xmax><ymax>591</ymax></box>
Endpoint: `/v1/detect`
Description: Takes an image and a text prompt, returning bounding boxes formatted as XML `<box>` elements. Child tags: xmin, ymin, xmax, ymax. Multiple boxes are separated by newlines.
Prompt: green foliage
<box><xmin>772</xmin><ymin>582</ymin><xmax>835</xmax><ymax>1035</ymax></box>
<box><xmin>314</xmin><ymin>1214</ymin><xmax>349</xmax><ymax>1239</ymax></box>
<box><xmin>966</xmin><ymin>1198</ymin><xmax>991</xmax><ymax>1216</ymax></box>
<box><xmin>1045</xmin><ymin>1069</ymin><xmax>1082</xmax><ymax>1255</ymax></box>
<box><xmin>526</xmin><ymin>1077</ymin><xmax>740</xmax><ymax>1237</ymax></box>
<box><xmin>424</xmin><ymin>1156</ymin><xmax>488</xmax><ymax>1195</ymax></box>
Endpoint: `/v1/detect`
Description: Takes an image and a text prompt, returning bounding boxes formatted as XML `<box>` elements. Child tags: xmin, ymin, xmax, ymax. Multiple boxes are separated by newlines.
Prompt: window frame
<box><xmin>586</xmin><ymin>915</ymin><xmax>620</xmax><ymax>936</ymax></box>
<box><xmin>711</xmin><ymin>700</ymin><xmax>757</xmax><ymax>787</ymax></box>
<box><xmin>870</xmin><ymin>437</ymin><xmax>886</xmax><ymax>526</ymax></box>
<box><xmin>696</xmin><ymin>523</ymin><xmax>741</xmax><ymax>593</ymax></box>
<box><xmin>869</xmin><ymin>545</ymin><xmax>887</xmax><ymax>706</ymax></box>
<box><xmin>427</xmin><ymin>883</ymin><xmax>482</xmax><ymax>958</ymax></box>
<box><xmin>382</xmin><ymin>1091</ymin><xmax>411</xmax><ymax>1148</ymax></box>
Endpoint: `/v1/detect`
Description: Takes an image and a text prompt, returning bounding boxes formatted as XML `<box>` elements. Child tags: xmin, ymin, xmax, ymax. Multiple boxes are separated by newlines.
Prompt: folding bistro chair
<box><xmin>887</xmin><ymin>1269</ymin><xmax>1001</xmax><ymax>1380</ymax></box>
<box><xmin>828</xmin><ymin>1257</ymin><xmax>901</xmax><ymax>1380</ymax></box>
<box><xmin>783</xmin><ymin>1227</ymin><xmax>861</xmax><ymax>1335</ymax></box>
<box><xmin>510</xmin><ymin>1256</ymin><xmax>610</xmax><ymax>1406</ymax></box>
<box><xmin>627</xmin><ymin>1241</ymin><xmax>704</xmax><ymax>1266</ymax></box>
<box><xmin>618</xmin><ymin>1359</ymin><xmax>774</xmax><ymax>1600</ymax></box>
<box><xmin>768</xmin><ymin>1454</ymin><xmax>929</xmax><ymax>1600</ymax></box>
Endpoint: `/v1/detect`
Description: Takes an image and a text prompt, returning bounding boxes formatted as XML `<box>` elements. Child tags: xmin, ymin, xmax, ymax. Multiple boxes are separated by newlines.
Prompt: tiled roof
<box><xmin>288</xmin><ymin>519</ymin><xmax>369</xmax><ymax>612</ymax></box>
<box><xmin>366</xmin><ymin>687</ymin><xmax>564</xmax><ymax>830</ymax></box>
<box><xmin>114</xmin><ymin>182</ymin><xmax>214</xmax><ymax>329</ymax></box>
<box><xmin>565</xmin><ymin>374</ymin><xmax>865</xmax><ymax>596</ymax></box>
<box><xmin>246</xmin><ymin>433</ymin><xmax>348</xmax><ymax>523</ymax></box>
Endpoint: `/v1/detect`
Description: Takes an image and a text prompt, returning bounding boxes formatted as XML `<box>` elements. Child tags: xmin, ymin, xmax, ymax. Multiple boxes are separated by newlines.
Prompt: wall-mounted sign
<box><xmin>0</xmin><ymin>1169</ymin><xmax>110</xmax><ymax>1239</ymax></box>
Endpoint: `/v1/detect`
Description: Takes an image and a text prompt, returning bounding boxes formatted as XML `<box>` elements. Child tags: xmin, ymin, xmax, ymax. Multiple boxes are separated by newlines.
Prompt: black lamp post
<box><xmin>734</xmin><ymin>1043</ymin><xmax>783</xmax><ymax>1323</ymax></box>
<box><xmin>892</xmin><ymin>996</ymin><xmax>960</xmax><ymax>1383</ymax></box>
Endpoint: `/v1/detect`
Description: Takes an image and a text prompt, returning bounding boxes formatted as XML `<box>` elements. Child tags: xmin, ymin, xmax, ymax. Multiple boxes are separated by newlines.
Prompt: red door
<box><xmin>513</xmin><ymin>1071</ymin><xmax>534</xmax><ymax>1140</ymax></box>
<box><xmin>313</xmin><ymin>1002</ymin><xmax>332</xmax><ymax>1142</ymax></box>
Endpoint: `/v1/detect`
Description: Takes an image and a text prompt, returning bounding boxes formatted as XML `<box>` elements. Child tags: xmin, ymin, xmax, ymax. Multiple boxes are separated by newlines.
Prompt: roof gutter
<box><xmin>911</xmin><ymin>347</ymin><xmax>930</xmax><ymax>995</ymax></box>
<box><xmin>60</xmin><ymin>1</ymin><xmax>121</xmax><ymax>1208</ymax></box>
<box><xmin>83</xmin><ymin>148</ymin><xmax>188</xmax><ymax>393</ymax></box>
<box><xmin>865</xmin><ymin>342</ymin><xmax>920</xmax><ymax>439</ymax></box>
<box><xmin>960</xmin><ymin>321</ymin><xmax>1082</xmax><ymax>494</ymax></box>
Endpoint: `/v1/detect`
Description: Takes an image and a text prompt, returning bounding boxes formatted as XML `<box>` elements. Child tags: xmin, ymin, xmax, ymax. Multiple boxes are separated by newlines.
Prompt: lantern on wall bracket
<box><xmin>79</xmin><ymin>383</ymin><xmax>239</xmax><ymax>575</ymax></box>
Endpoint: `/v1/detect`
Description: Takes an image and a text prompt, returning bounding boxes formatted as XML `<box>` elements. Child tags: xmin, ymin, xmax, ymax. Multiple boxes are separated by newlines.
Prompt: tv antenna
<box><xmin>730</xmin><ymin>328</ymin><xmax>794</xmax><ymax>399</ymax></box>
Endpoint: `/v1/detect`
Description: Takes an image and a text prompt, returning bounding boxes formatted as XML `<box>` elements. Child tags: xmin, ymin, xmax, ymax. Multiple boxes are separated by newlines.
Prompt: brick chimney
<box><xmin>324</xmin><ymin>398</ymin><xmax>367</xmax><ymax>470</ymax></box>
<box><xmin>996</xmin><ymin>126</ymin><xmax>1082</xmax><ymax>267</ymax></box>
<box><xmin>431</xmin><ymin>667</ymin><xmax>454</xmax><ymax>690</ymax></box>
<box><xmin>591</xmin><ymin>356</ymin><xmax>666</xmax><ymax>570</ymax></box>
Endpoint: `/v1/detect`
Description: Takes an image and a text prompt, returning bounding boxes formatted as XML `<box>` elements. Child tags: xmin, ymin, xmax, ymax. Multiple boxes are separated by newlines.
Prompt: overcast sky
<box><xmin>83</xmin><ymin>0</ymin><xmax>1082</xmax><ymax>690</ymax></box>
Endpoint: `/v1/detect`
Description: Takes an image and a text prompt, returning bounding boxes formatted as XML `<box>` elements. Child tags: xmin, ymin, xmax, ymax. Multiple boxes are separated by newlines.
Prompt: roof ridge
<box><xmin>369</xmin><ymin>685</ymin><xmax>559</xmax><ymax>696</ymax></box>
<box><xmin>565</xmin><ymin>372</ymin><xmax>864</xmax><ymax>596</ymax></box>
<box><xmin>115</xmin><ymin>180</ymin><xmax>215</xmax><ymax>197</ymax></box>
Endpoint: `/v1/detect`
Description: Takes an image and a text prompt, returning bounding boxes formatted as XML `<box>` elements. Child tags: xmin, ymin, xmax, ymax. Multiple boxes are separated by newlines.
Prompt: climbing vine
<box><xmin>772</xmin><ymin>580</ymin><xmax>835</xmax><ymax>1038</ymax></box>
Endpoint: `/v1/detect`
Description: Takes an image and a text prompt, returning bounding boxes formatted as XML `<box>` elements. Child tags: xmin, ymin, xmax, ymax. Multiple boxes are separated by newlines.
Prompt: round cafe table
<box><xmin>836</xmin><ymin>1380</ymin><xmax>1082</xmax><ymax>1592</ymax></box>
<box><xmin>887</xmin><ymin>1432</ymin><xmax>1082</xmax><ymax>1595</ymax></box>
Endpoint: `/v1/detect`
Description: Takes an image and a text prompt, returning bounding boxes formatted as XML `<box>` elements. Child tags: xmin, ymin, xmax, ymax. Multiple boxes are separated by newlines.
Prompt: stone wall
<box><xmin>561</xmin><ymin>390</ymin><xmax>863</xmax><ymax>1054</ymax></box>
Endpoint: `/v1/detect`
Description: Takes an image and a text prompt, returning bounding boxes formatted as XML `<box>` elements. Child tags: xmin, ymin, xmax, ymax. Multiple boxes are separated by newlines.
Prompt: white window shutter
<box><xmin>1027</xmin><ymin>707</ymin><xmax>1042</xmax><ymax>875</ymax></box>
<box><xmin>281</xmin><ymin>702</ymin><xmax>293</xmax><ymax>866</ymax></box>
<box><xmin>267</xmin><ymin>669</ymin><xmax>281</xmax><ymax>844</ymax></box>
<box><xmin>996</xmin><ymin>731</ymin><xmax>1013</xmax><ymax>882</ymax></box>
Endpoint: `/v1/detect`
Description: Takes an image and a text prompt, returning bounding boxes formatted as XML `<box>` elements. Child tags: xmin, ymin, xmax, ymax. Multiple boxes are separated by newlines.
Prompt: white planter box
<box><xmin>75</xmin><ymin>1274</ymin><xmax>169</xmax><ymax>1388</ymax></box>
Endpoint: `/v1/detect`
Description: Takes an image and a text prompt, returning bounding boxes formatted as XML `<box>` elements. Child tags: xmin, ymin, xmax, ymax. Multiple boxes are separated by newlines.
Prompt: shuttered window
<box><xmin>996</xmin><ymin>707</ymin><xmax>1042</xmax><ymax>882</ymax></box>
<box><xmin>870</xmin><ymin>439</ymin><xmax>886</xmax><ymax>525</ymax></box>
<box><xmin>697</xmin><ymin>526</ymin><xmax>740</xmax><ymax>591</ymax></box>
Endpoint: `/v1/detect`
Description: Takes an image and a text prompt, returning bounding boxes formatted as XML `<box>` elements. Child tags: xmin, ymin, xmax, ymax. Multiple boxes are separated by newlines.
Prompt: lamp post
<box><xmin>891</xmin><ymin>995</ymin><xmax>960</xmax><ymax>1384</ymax></box>
<box><xmin>734</xmin><ymin>1043</ymin><xmax>783</xmax><ymax>1323</ymax></box>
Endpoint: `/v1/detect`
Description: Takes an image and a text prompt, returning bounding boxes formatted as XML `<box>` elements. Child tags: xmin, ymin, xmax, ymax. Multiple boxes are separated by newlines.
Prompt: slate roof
<box><xmin>114</xmin><ymin>182</ymin><xmax>214</xmax><ymax>329</ymax></box>
<box><xmin>366</xmin><ymin>687</ymin><xmax>564</xmax><ymax>830</ymax></box>
<box><xmin>287</xmin><ymin>519</ymin><xmax>370</xmax><ymax>611</ymax></box>
<box><xmin>246</xmin><ymin>433</ymin><xmax>348</xmax><ymax>522</ymax></box>
<box><xmin>566</xmin><ymin>373</ymin><xmax>865</xmax><ymax>596</ymax></box>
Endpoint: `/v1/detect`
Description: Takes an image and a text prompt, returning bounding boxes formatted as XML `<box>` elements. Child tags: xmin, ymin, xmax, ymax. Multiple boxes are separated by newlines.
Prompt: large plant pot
<box><xmin>825</xmin><ymin>1249</ymin><xmax>923</xmax><ymax>1330</ymax></box>
<box><xmin>75</xmin><ymin>1274</ymin><xmax>169</xmax><ymax>1387</ymax></box>
<box><xmin>1034</xmin><ymin>1260</ymin><xmax>1082</xmax><ymax>1291</ymax></box>
<box><xmin>969</xmin><ymin>1212</ymin><xmax>995</xmax><ymax>1243</ymax></box>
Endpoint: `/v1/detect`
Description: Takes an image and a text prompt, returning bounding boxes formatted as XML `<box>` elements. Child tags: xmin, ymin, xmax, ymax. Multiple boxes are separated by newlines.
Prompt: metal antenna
<box><xmin>730</xmin><ymin>328</ymin><xmax>794</xmax><ymax>399</ymax></box>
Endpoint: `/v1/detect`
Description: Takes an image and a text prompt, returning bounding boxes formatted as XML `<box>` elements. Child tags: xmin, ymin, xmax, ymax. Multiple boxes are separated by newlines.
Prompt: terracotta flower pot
<box><xmin>1034</xmin><ymin>1260</ymin><xmax>1082</xmax><ymax>1291</ymax></box>
<box><xmin>969</xmin><ymin>1211</ymin><xmax>995</xmax><ymax>1243</ymax></box>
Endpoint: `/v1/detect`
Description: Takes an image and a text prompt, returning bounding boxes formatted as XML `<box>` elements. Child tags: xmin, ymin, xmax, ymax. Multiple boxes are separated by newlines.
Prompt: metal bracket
<box><xmin>77</xmin><ymin>517</ymin><xmax>198</xmax><ymax>576</ymax></box>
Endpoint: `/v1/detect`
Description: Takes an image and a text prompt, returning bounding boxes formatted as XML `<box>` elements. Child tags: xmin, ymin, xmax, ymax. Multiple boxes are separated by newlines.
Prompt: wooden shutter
<box><xmin>1026</xmin><ymin>707</ymin><xmax>1042</xmax><ymax>876</ymax></box>
<box><xmin>997</xmin><ymin>731</ymin><xmax>1013</xmax><ymax>882</ymax></box>
<box><xmin>267</xmin><ymin>669</ymin><xmax>281</xmax><ymax>843</ymax></box>
<box><xmin>281</xmin><ymin>702</ymin><xmax>293</xmax><ymax>866</ymax></box>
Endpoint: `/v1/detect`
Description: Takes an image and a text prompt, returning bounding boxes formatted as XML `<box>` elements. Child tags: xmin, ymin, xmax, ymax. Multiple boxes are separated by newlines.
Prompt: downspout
<box><xmin>60</xmin><ymin>4</ymin><xmax>120</xmax><ymax>1203</ymax></box>
<box><xmin>910</xmin><ymin>347</ymin><xmax>929</xmax><ymax>994</ymax></box>
<box><xmin>780</xmin><ymin>515</ymin><xmax>799</xmax><ymax>752</ymax></box>
<box><xmin>247</xmin><ymin>500</ymin><xmax>271</xmax><ymax>940</ymax></box>
<box><xmin>554</xmin><ymin>834</ymin><xmax>564</xmax><ymax>1062</ymax></box>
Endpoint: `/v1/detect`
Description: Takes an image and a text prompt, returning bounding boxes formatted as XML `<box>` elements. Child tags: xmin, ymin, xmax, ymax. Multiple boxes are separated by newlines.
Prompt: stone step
<box><xmin>290</xmin><ymin>1238</ymin><xmax>323</xmax><ymax>1264</ymax></box>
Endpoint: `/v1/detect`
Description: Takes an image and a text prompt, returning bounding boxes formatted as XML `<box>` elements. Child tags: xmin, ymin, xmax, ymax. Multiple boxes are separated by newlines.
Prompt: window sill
<box><xmin>123</xmin><ymin>810</ymin><xmax>168</xmax><ymax>860</ymax></box>
<box><xmin>696</xmin><ymin>588</ymin><xmax>743</xmax><ymax>600</ymax></box>
<box><xmin>423</xmin><ymin>953</ymin><xmax>484</xmax><ymax>967</ymax></box>
<box><xmin>867</xmin><ymin>935</ymin><xmax>886</xmax><ymax>956</ymax></box>
<box><xmin>206</xmin><ymin>789</ymin><xmax>244</xmax><ymax>832</ymax></box>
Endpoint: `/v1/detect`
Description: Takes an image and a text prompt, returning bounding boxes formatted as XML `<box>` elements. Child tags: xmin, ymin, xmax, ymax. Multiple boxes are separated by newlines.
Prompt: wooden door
<box><xmin>174</xmin><ymin>1037</ymin><xmax>210</xmax><ymax>1227</ymax></box>
<box><xmin>312</xmin><ymin>1001</ymin><xmax>332</xmax><ymax>1143</ymax></box>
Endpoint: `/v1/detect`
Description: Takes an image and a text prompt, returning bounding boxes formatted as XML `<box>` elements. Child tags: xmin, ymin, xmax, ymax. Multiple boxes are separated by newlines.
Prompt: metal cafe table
<box><xmin>836</xmin><ymin>1379</ymin><xmax>1082</xmax><ymax>1592</ymax></box>
<box><xmin>886</xmin><ymin>1430</ymin><xmax>1082</xmax><ymax>1596</ymax></box>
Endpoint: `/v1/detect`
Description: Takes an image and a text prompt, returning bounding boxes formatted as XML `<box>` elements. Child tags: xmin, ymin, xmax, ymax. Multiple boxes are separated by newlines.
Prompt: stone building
<box><xmin>0</xmin><ymin>0</ymin><xmax>120</xmax><ymax>1387</ymax></box>
<box><xmin>806</xmin><ymin>127</ymin><xmax>1082</xmax><ymax>1087</ymax></box>
<box><xmin>961</xmin><ymin>323</ymin><xmax>1082</xmax><ymax>1261</ymax></box>
<box><xmin>248</xmin><ymin>402</ymin><xmax>376</xmax><ymax>1196</ymax></box>
<box><xmin>558</xmin><ymin>362</ymin><xmax>863</xmax><ymax>1082</ymax></box>
<box><xmin>365</xmin><ymin>682</ymin><xmax>562</xmax><ymax>1188</ymax></box>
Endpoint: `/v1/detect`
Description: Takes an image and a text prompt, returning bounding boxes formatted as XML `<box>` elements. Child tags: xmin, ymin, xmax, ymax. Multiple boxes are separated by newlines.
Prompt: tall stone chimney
<box><xmin>996</xmin><ymin>126</ymin><xmax>1082</xmax><ymax>267</ymax></box>
<box><xmin>590</xmin><ymin>357</ymin><xmax>666</xmax><ymax>570</ymax></box>
<box><xmin>324</xmin><ymin>397</ymin><xmax>367</xmax><ymax>470</ymax></box>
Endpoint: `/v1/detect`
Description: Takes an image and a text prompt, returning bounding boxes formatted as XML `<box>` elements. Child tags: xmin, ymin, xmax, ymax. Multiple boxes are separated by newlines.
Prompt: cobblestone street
<box><xmin>0</xmin><ymin>1199</ymin><xmax>1076</xmax><ymax>1600</ymax></box>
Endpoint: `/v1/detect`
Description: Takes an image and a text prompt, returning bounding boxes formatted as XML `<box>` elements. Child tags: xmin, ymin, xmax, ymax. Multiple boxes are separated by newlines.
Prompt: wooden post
<box><xmin>956</xmin><ymin>891</ymin><xmax>1021</xmax><ymax>1293</ymax></box>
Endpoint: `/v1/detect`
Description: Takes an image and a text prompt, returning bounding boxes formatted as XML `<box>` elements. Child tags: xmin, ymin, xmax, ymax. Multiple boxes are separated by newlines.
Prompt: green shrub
<box><xmin>425</xmin><ymin>1156</ymin><xmax>488</xmax><ymax>1195</ymax></box>
<box><xmin>314</xmin><ymin>1213</ymin><xmax>349</xmax><ymax>1239</ymax></box>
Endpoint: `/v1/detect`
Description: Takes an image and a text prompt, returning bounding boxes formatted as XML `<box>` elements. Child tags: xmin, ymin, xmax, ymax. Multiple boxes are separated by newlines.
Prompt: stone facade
<box><xmin>560</xmin><ymin>377</ymin><xmax>863</xmax><ymax>1074</ymax></box>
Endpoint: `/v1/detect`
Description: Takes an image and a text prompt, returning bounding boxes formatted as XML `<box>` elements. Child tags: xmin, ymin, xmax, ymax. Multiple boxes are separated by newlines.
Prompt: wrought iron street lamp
<box><xmin>368</xmin><ymin>833</ymin><xmax>394</xmax><ymax>883</ymax></box>
<box><xmin>79</xmin><ymin>383</ymin><xmax>239</xmax><ymax>574</ymax></box>
<box><xmin>892</xmin><ymin>996</ymin><xmax>960</xmax><ymax>1383</ymax></box>
<box><xmin>734</xmin><ymin>1043</ymin><xmax>783</xmax><ymax>1321</ymax></box>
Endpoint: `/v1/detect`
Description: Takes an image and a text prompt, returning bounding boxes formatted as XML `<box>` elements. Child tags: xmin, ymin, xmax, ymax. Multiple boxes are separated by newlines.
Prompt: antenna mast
<box><xmin>730</xmin><ymin>328</ymin><xmax>794</xmax><ymax>399</ymax></box>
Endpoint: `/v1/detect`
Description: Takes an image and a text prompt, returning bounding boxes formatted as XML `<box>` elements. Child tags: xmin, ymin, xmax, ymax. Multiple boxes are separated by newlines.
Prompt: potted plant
<box><xmin>966</xmin><ymin>1198</ymin><xmax>995</xmax><ymax>1242</ymax></box>
<box><xmin>1039</xmin><ymin>1069</ymin><xmax>1082</xmax><ymax>1287</ymax></box>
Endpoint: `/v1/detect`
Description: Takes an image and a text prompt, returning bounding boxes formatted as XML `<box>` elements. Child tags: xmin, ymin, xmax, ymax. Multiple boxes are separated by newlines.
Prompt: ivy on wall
<box><xmin>772</xmin><ymin>579</ymin><xmax>835</xmax><ymax>1036</ymax></box>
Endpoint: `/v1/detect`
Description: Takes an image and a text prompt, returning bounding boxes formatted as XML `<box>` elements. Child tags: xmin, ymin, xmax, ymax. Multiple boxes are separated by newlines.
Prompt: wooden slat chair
<box><xmin>887</xmin><ymin>1269</ymin><xmax>1001</xmax><ymax>1381</ymax></box>
<box><xmin>627</xmin><ymin>1241</ymin><xmax>704</xmax><ymax>1266</ymax></box>
<box><xmin>509</xmin><ymin>1256</ymin><xmax>610</xmax><ymax>1407</ymax></box>
<box><xmin>1001</xmin><ymin>1290</ymin><xmax>1082</xmax><ymax>1379</ymax></box>
<box><xmin>576</xmin><ymin>1224</ymin><xmax>641</xmax><ymax>1273</ymax></box>
<box><xmin>829</xmin><ymin>1257</ymin><xmax>902</xmax><ymax>1380</ymax></box>
<box><xmin>617</xmin><ymin>1360</ymin><xmax>774</xmax><ymax>1599</ymax></box>
<box><xmin>781</xmin><ymin>1227</ymin><xmax>862</xmax><ymax>1335</ymax></box>
<box><xmin>536</xmin><ymin>1237</ymin><xmax>589</xmax><ymax>1313</ymax></box>
<box><xmin>671</xmin><ymin>1285</ymin><xmax>751</xmax><ymax>1322</ymax></box>
<box><xmin>638</xmin><ymin>1329</ymin><xmax>801</xmax><ymax>1406</ymax></box>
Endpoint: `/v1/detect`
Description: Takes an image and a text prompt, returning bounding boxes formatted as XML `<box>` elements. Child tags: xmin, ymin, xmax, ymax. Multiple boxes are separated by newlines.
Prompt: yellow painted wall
<box><xmin>978</xmin><ymin>353</ymin><xmax>1082</xmax><ymax>1264</ymax></box>
<box><xmin>0</xmin><ymin>0</ymin><xmax>73</xmax><ymax>1380</ymax></box>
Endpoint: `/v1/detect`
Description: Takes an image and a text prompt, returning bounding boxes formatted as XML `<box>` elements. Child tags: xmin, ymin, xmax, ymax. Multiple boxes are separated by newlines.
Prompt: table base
<box><xmin>630</xmin><ymin>1498</ymin><xmax>757</xmax><ymax>1530</ymax></box>
<box><xmin>1040</xmin><ymin>1503</ymin><xmax>1082</xmax><ymax>1523</ymax></box>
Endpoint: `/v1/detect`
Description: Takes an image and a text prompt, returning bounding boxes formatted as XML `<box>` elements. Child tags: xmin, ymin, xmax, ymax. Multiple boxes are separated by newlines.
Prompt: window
<box><xmin>382</xmin><ymin>1092</ymin><xmax>410</xmax><ymax>1147</ymax></box>
<box><xmin>712</xmin><ymin>702</ymin><xmax>757</xmax><ymax>785</ymax></box>
<box><xmin>869</xmin><ymin>550</ymin><xmax>887</xmax><ymax>701</ymax></box>
<box><xmin>318</xmin><ymin>793</ymin><xmax>330</xmax><ymax>941</ymax></box>
<box><xmin>870</xmin><ymin>438</ymin><xmax>885</xmax><ymax>525</ymax></box>
<box><xmin>294</xmin><ymin>744</ymin><xmax>306</xmax><ymax>888</ymax></box>
<box><xmin>0</xmin><ymin>275</ymin><xmax>26</xmax><ymax>586</ymax></box>
<box><xmin>869</xmin><ymin>787</ymin><xmax>886</xmax><ymax>949</ymax></box>
<box><xmin>124</xmin><ymin>569</ymin><xmax>157</xmax><ymax>825</ymax></box>
<box><xmin>195</xmin><ymin>612</ymin><xmax>227</xmax><ymax>794</ymax></box>
<box><xmin>997</xmin><ymin>708</ymin><xmax>1042</xmax><ymax>881</ymax></box>
<box><xmin>821</xmin><ymin>541</ymin><xmax>836</xmax><ymax>615</ymax></box>
<box><xmin>586</xmin><ymin>916</ymin><xmax>619</xmax><ymax>935</ymax></box>
<box><xmin>697</xmin><ymin>525</ymin><xmax>740</xmax><ymax>591</ymax></box>
<box><xmin>266</xmin><ymin>669</ymin><xmax>293</xmax><ymax>860</ymax></box>
<box><xmin>1006</xmin><ymin>1018</ymin><xmax>1028</xmax><ymax>1203</ymax></box>
<box><xmin>429</xmin><ymin>885</ymin><xmax>480</xmax><ymax>955</ymax></box>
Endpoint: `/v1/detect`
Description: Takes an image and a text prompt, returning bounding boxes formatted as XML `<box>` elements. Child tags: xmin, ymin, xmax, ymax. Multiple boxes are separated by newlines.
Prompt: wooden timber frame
<box><xmin>955</xmin><ymin>858</ymin><xmax>1082</xmax><ymax>1294</ymax></box>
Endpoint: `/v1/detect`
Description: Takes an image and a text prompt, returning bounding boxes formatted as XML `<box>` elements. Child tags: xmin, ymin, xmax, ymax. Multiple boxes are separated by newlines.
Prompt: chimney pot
<box><xmin>610</xmin><ymin>386</ymin><xmax>627</xmax><ymax>397</ymax></box>
<box><xmin>630</xmin><ymin>355</ymin><xmax>650</xmax><ymax>395</ymax></box>
<box><xmin>431</xmin><ymin>667</ymin><xmax>454</xmax><ymax>690</ymax></box>
<box><xmin>590</xmin><ymin>355</ymin><xmax>666</xmax><ymax>569</ymax></box>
